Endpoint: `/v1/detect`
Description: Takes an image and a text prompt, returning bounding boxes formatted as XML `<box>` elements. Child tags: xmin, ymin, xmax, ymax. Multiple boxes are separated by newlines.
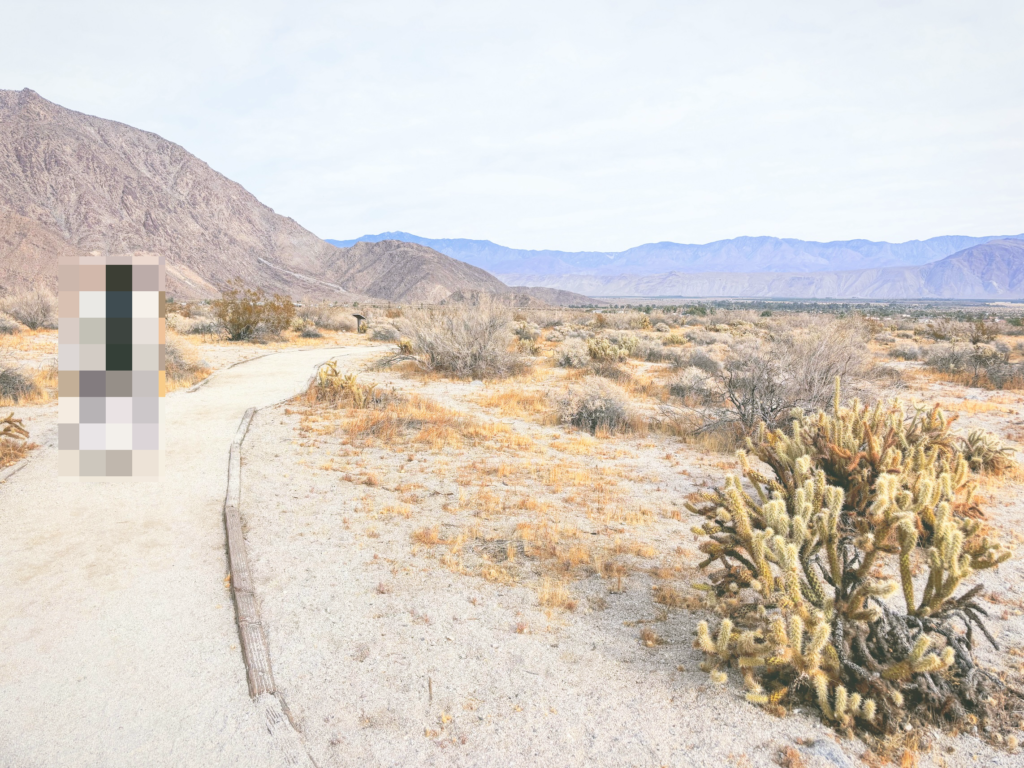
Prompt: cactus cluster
<box><xmin>586</xmin><ymin>337</ymin><xmax>630</xmax><ymax>362</ymax></box>
<box><xmin>686</xmin><ymin>382</ymin><xmax>1014</xmax><ymax>733</ymax></box>
<box><xmin>309</xmin><ymin>361</ymin><xmax>380</xmax><ymax>408</ymax></box>
<box><xmin>961</xmin><ymin>429</ymin><xmax>1015</xmax><ymax>475</ymax></box>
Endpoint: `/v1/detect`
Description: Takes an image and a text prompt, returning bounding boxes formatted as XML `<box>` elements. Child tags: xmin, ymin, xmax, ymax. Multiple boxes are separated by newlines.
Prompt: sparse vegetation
<box><xmin>0</xmin><ymin>411</ymin><xmax>31</xmax><ymax>469</ymax></box>
<box><xmin>0</xmin><ymin>289</ymin><xmax>57</xmax><ymax>330</ymax></box>
<box><xmin>164</xmin><ymin>335</ymin><xmax>211</xmax><ymax>389</ymax></box>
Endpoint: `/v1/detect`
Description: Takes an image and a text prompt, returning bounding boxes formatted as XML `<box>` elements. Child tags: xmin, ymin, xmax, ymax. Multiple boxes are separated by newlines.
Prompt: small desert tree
<box><xmin>212</xmin><ymin>283</ymin><xmax>294</xmax><ymax>341</ymax></box>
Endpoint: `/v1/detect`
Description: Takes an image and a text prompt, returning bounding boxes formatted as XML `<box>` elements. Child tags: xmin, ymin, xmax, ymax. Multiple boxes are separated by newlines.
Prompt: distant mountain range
<box><xmin>496</xmin><ymin>239</ymin><xmax>1024</xmax><ymax>300</ymax></box>
<box><xmin>328</xmin><ymin>231</ymin><xmax>1024</xmax><ymax>277</ymax></box>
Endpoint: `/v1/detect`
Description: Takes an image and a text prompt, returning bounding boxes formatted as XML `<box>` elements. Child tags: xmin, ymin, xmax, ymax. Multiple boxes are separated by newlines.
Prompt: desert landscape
<box><xmin>4</xmin><ymin>287</ymin><xmax>1024</xmax><ymax>766</ymax></box>
<box><xmin>1</xmin><ymin>4</ymin><xmax>1023</xmax><ymax>766</ymax></box>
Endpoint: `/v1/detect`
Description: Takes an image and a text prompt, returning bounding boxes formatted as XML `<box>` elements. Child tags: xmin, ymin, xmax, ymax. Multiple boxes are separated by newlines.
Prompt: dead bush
<box><xmin>0</xmin><ymin>352</ymin><xmax>39</xmax><ymax>404</ymax></box>
<box><xmin>926</xmin><ymin>342</ymin><xmax>1024</xmax><ymax>389</ymax></box>
<box><xmin>1</xmin><ymin>289</ymin><xmax>57</xmax><ymax>330</ymax></box>
<box><xmin>211</xmin><ymin>283</ymin><xmax>295</xmax><ymax>341</ymax></box>
<box><xmin>0</xmin><ymin>313</ymin><xmax>22</xmax><ymax>335</ymax></box>
<box><xmin>164</xmin><ymin>336</ymin><xmax>211</xmax><ymax>387</ymax></box>
<box><xmin>397</xmin><ymin>298</ymin><xmax>527</xmax><ymax>379</ymax></box>
<box><xmin>681</xmin><ymin>319</ymin><xmax>871</xmax><ymax>432</ymax></box>
<box><xmin>889</xmin><ymin>342</ymin><xmax>921</xmax><ymax>361</ymax></box>
<box><xmin>0</xmin><ymin>412</ymin><xmax>31</xmax><ymax>469</ymax></box>
<box><xmin>551</xmin><ymin>376</ymin><xmax>631</xmax><ymax>434</ymax></box>
<box><xmin>298</xmin><ymin>301</ymin><xmax>357</xmax><ymax>332</ymax></box>
<box><xmin>556</xmin><ymin>338</ymin><xmax>589</xmax><ymax>368</ymax></box>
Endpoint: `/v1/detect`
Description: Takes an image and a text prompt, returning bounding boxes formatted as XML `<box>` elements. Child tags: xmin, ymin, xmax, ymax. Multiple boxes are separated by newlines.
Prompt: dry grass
<box><xmin>0</xmin><ymin>437</ymin><xmax>34</xmax><ymax>469</ymax></box>
<box><xmin>475</xmin><ymin>387</ymin><xmax>550</xmax><ymax>418</ymax></box>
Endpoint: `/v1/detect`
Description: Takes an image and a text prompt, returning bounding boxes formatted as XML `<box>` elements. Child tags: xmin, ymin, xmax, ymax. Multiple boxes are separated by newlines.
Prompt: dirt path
<box><xmin>0</xmin><ymin>344</ymin><xmax>382</xmax><ymax>768</ymax></box>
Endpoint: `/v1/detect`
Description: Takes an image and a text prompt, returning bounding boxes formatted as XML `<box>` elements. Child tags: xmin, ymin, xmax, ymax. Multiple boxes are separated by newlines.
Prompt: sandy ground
<box><xmin>239</xmin><ymin>360</ymin><xmax>1024</xmax><ymax>768</ymax></box>
<box><xmin>0</xmin><ymin>342</ymin><xmax>384</xmax><ymax>768</ymax></box>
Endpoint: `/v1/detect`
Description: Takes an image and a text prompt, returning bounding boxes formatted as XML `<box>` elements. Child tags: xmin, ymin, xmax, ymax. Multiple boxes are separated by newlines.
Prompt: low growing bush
<box><xmin>555</xmin><ymin>338</ymin><xmax>589</xmax><ymax>368</ymax></box>
<box><xmin>552</xmin><ymin>376</ymin><xmax>631</xmax><ymax>434</ymax></box>
<box><xmin>0</xmin><ymin>313</ymin><xmax>21</xmax><ymax>335</ymax></box>
<box><xmin>1</xmin><ymin>289</ymin><xmax>57</xmax><ymax>330</ymax></box>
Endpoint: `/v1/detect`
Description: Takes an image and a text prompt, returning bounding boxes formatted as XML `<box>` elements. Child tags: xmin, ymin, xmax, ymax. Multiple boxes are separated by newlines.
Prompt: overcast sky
<box><xmin>4</xmin><ymin>1</ymin><xmax>1022</xmax><ymax>251</ymax></box>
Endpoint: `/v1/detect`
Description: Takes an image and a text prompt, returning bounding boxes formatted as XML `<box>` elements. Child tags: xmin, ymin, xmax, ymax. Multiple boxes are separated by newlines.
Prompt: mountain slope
<box><xmin>317</xmin><ymin>240</ymin><xmax>506</xmax><ymax>303</ymax></box>
<box><xmin>499</xmin><ymin>240</ymin><xmax>1024</xmax><ymax>299</ymax></box>
<box><xmin>329</xmin><ymin>231</ymin><xmax>1024</xmax><ymax>276</ymax></box>
<box><xmin>0</xmin><ymin>89</ymin><xmax>508</xmax><ymax>304</ymax></box>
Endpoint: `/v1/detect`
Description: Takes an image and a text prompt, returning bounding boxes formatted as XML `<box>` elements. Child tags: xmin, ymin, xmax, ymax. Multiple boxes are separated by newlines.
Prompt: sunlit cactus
<box><xmin>686</xmin><ymin>380</ymin><xmax>1013</xmax><ymax>734</ymax></box>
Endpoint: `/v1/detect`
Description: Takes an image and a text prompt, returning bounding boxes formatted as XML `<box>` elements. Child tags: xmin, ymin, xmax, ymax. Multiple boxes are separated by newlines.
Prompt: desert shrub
<box><xmin>514</xmin><ymin>322</ymin><xmax>540</xmax><ymax>342</ymax></box>
<box><xmin>1</xmin><ymin>289</ymin><xmax>57</xmax><ymax>330</ymax></box>
<box><xmin>925</xmin><ymin>318</ymin><xmax>972</xmax><ymax>342</ymax></box>
<box><xmin>603</xmin><ymin>330</ymin><xmax>639</xmax><ymax>354</ymax></box>
<box><xmin>961</xmin><ymin>429</ymin><xmax>1015</xmax><ymax>474</ymax></box>
<box><xmin>397</xmin><ymin>298</ymin><xmax>527</xmax><ymax>379</ymax></box>
<box><xmin>669</xmin><ymin>367</ymin><xmax>717</xmax><ymax>405</ymax></box>
<box><xmin>552</xmin><ymin>376</ymin><xmax>630</xmax><ymax>433</ymax></box>
<box><xmin>168</xmin><ymin>314</ymin><xmax>222</xmax><ymax>336</ymax></box>
<box><xmin>663</xmin><ymin>332</ymin><xmax>687</xmax><ymax>346</ymax></box>
<box><xmin>653</xmin><ymin>322</ymin><xmax>671</xmax><ymax>333</ymax></box>
<box><xmin>298</xmin><ymin>301</ymin><xmax>358</xmax><ymax>332</ymax></box>
<box><xmin>164</xmin><ymin>336</ymin><xmax>211</xmax><ymax>386</ymax></box>
<box><xmin>545</xmin><ymin>330</ymin><xmax>565</xmax><ymax>343</ymax></box>
<box><xmin>299</xmin><ymin>322</ymin><xmax>323</xmax><ymax>338</ymax></box>
<box><xmin>687</xmin><ymin>330</ymin><xmax>732</xmax><ymax>346</ymax></box>
<box><xmin>212</xmin><ymin>283</ymin><xmax>295</xmax><ymax>341</ymax></box>
<box><xmin>555</xmin><ymin>338</ymin><xmax>589</xmax><ymax>368</ymax></box>
<box><xmin>889</xmin><ymin>342</ymin><xmax>921</xmax><ymax>361</ymax></box>
<box><xmin>0</xmin><ymin>358</ymin><xmax>39</xmax><ymax>403</ymax></box>
<box><xmin>926</xmin><ymin>342</ymin><xmax>1024</xmax><ymax>389</ymax></box>
<box><xmin>895</xmin><ymin>329</ymin><xmax>915</xmax><ymax>339</ymax></box>
<box><xmin>874</xmin><ymin>332</ymin><xmax>895</xmax><ymax>344</ymax></box>
<box><xmin>682</xmin><ymin>320</ymin><xmax>870</xmax><ymax>432</ymax></box>
<box><xmin>370</xmin><ymin>323</ymin><xmax>401</xmax><ymax>342</ymax></box>
<box><xmin>632</xmin><ymin>337</ymin><xmax>673</xmax><ymax>362</ymax></box>
<box><xmin>687</xmin><ymin>389</ymin><xmax>1013</xmax><ymax>736</ymax></box>
<box><xmin>596</xmin><ymin>311</ymin><xmax>650</xmax><ymax>330</ymax></box>
<box><xmin>673</xmin><ymin>348</ymin><xmax>720</xmax><ymax>374</ymax></box>
<box><xmin>0</xmin><ymin>313</ymin><xmax>22</xmax><ymax>335</ymax></box>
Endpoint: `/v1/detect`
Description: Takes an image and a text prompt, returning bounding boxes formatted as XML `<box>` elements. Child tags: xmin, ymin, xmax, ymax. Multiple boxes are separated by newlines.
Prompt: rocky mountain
<box><xmin>329</xmin><ymin>231</ymin><xmax>1024</xmax><ymax>277</ymax></box>
<box><xmin>0</xmin><ymin>89</ymin><xmax>506</xmax><ymax>304</ymax></box>
<box><xmin>498</xmin><ymin>240</ymin><xmax>1024</xmax><ymax>300</ymax></box>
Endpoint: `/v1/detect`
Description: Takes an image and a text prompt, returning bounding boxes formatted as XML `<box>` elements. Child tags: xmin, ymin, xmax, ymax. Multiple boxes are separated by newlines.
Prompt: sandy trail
<box><xmin>0</xmin><ymin>345</ymin><xmax>381</xmax><ymax>768</ymax></box>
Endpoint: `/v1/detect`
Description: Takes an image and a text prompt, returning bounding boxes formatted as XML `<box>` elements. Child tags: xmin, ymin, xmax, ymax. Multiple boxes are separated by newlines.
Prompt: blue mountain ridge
<box><xmin>326</xmin><ymin>232</ymin><xmax>1024</xmax><ymax>277</ymax></box>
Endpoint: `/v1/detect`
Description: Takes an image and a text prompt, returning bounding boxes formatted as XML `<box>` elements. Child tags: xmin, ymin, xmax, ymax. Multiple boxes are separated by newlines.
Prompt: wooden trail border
<box><xmin>224</xmin><ymin>406</ymin><xmax>317</xmax><ymax>767</ymax></box>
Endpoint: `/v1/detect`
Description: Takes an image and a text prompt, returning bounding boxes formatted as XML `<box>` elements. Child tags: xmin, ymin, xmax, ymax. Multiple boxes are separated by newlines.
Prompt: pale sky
<box><xmin>4</xmin><ymin>1</ymin><xmax>1022</xmax><ymax>251</ymax></box>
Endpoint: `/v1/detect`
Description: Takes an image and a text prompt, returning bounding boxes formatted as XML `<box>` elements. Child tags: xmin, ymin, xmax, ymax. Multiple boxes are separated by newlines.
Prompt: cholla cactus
<box><xmin>961</xmin><ymin>429</ymin><xmax>1015</xmax><ymax>474</ymax></box>
<box><xmin>586</xmin><ymin>337</ymin><xmax>630</xmax><ymax>362</ymax></box>
<box><xmin>309</xmin><ymin>362</ymin><xmax>378</xmax><ymax>408</ymax></box>
<box><xmin>686</xmin><ymin>381</ymin><xmax>1013</xmax><ymax>733</ymax></box>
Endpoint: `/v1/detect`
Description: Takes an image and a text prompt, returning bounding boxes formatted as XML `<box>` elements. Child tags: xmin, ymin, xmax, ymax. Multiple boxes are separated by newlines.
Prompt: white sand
<box><xmin>0</xmin><ymin>344</ymin><xmax>382</xmax><ymax>767</ymax></box>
